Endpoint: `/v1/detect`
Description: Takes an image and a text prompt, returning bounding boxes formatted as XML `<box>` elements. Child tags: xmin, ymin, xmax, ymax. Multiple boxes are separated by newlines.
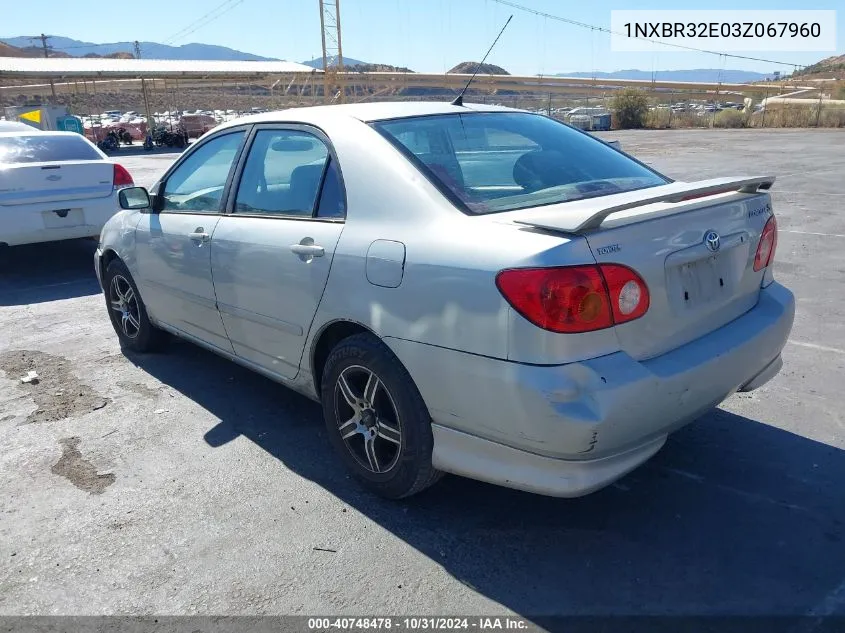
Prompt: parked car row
<box><xmin>1</xmin><ymin>103</ymin><xmax>794</xmax><ymax>501</ymax></box>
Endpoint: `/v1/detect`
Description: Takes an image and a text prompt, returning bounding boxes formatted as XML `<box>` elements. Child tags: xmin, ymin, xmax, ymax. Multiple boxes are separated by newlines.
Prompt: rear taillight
<box><xmin>496</xmin><ymin>264</ymin><xmax>649</xmax><ymax>334</ymax></box>
<box><xmin>753</xmin><ymin>215</ymin><xmax>778</xmax><ymax>272</ymax></box>
<box><xmin>113</xmin><ymin>163</ymin><xmax>134</xmax><ymax>188</ymax></box>
<box><xmin>600</xmin><ymin>264</ymin><xmax>650</xmax><ymax>323</ymax></box>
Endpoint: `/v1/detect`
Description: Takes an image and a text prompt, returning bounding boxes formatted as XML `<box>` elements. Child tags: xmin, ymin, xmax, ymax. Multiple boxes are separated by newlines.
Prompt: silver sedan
<box><xmin>95</xmin><ymin>101</ymin><xmax>794</xmax><ymax>499</ymax></box>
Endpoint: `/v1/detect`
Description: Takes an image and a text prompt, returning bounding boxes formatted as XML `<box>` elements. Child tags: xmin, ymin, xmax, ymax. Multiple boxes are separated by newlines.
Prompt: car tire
<box><xmin>103</xmin><ymin>258</ymin><xmax>166</xmax><ymax>353</ymax></box>
<box><xmin>321</xmin><ymin>332</ymin><xmax>443</xmax><ymax>499</ymax></box>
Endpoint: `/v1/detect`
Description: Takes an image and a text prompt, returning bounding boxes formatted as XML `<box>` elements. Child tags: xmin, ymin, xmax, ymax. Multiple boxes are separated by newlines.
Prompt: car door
<box><xmin>210</xmin><ymin>125</ymin><xmax>346</xmax><ymax>380</ymax></box>
<box><xmin>134</xmin><ymin>129</ymin><xmax>247</xmax><ymax>352</ymax></box>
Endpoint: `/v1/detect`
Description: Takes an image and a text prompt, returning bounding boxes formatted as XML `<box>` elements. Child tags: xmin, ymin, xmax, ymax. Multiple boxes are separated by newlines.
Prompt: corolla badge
<box><xmin>46</xmin><ymin>174</ymin><xmax>61</xmax><ymax>181</ymax></box>
<box><xmin>704</xmin><ymin>230</ymin><xmax>721</xmax><ymax>252</ymax></box>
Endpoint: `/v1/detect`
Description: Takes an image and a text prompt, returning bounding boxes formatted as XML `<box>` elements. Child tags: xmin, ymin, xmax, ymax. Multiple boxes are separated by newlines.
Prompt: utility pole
<box><xmin>319</xmin><ymin>0</ymin><xmax>345</xmax><ymax>104</ymax></box>
<box><xmin>38</xmin><ymin>33</ymin><xmax>57</xmax><ymax>101</ymax></box>
<box><xmin>135</xmin><ymin>41</ymin><xmax>156</xmax><ymax>142</ymax></box>
<box><xmin>761</xmin><ymin>87</ymin><xmax>768</xmax><ymax>128</ymax></box>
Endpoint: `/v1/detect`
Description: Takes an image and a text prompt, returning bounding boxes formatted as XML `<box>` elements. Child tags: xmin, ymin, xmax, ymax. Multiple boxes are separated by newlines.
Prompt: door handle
<box><xmin>189</xmin><ymin>228</ymin><xmax>210</xmax><ymax>243</ymax></box>
<box><xmin>290</xmin><ymin>243</ymin><xmax>325</xmax><ymax>257</ymax></box>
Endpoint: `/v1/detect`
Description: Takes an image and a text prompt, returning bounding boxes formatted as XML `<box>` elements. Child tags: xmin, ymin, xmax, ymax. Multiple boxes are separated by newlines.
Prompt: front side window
<box><xmin>235</xmin><ymin>130</ymin><xmax>331</xmax><ymax>217</ymax></box>
<box><xmin>374</xmin><ymin>112</ymin><xmax>669</xmax><ymax>214</ymax></box>
<box><xmin>161</xmin><ymin>131</ymin><xmax>245</xmax><ymax>213</ymax></box>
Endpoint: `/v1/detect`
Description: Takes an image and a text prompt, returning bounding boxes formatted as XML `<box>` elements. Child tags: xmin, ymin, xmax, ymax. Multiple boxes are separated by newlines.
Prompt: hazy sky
<box><xmin>3</xmin><ymin>0</ymin><xmax>842</xmax><ymax>74</ymax></box>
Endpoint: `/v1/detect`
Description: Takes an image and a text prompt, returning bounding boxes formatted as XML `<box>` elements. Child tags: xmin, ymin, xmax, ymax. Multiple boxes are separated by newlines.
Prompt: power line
<box><xmin>162</xmin><ymin>0</ymin><xmax>237</xmax><ymax>44</ymax></box>
<box><xmin>162</xmin><ymin>0</ymin><xmax>246</xmax><ymax>45</ymax></box>
<box><xmin>487</xmin><ymin>0</ymin><xmax>806</xmax><ymax>70</ymax></box>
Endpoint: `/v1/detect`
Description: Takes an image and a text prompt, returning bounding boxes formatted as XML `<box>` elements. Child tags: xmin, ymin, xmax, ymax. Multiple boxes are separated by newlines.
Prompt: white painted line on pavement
<box><xmin>775</xmin><ymin>191</ymin><xmax>845</xmax><ymax>197</ymax></box>
<box><xmin>656</xmin><ymin>467</ymin><xmax>812</xmax><ymax>514</ymax></box>
<box><xmin>788</xmin><ymin>340</ymin><xmax>845</xmax><ymax>355</ymax></box>
<box><xmin>781</xmin><ymin>230</ymin><xmax>845</xmax><ymax>238</ymax></box>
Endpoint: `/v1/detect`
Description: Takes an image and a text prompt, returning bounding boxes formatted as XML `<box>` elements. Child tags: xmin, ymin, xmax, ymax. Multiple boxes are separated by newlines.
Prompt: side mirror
<box><xmin>607</xmin><ymin>140</ymin><xmax>622</xmax><ymax>151</ymax></box>
<box><xmin>118</xmin><ymin>187</ymin><xmax>151</xmax><ymax>210</ymax></box>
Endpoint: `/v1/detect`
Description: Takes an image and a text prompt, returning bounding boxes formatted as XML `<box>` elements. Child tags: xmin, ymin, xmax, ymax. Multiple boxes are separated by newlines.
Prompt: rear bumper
<box><xmin>385</xmin><ymin>281</ymin><xmax>795</xmax><ymax>497</ymax></box>
<box><xmin>0</xmin><ymin>195</ymin><xmax>118</xmax><ymax>247</ymax></box>
<box><xmin>432</xmin><ymin>425</ymin><xmax>668</xmax><ymax>498</ymax></box>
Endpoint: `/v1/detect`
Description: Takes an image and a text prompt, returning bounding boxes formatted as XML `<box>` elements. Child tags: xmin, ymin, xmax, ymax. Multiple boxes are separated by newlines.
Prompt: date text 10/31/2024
<box><xmin>307</xmin><ymin>617</ymin><xmax>530</xmax><ymax>631</ymax></box>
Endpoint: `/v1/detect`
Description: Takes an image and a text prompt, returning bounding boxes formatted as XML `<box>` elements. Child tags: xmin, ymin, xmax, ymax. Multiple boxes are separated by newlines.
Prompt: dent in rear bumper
<box><xmin>432</xmin><ymin>425</ymin><xmax>666</xmax><ymax>497</ymax></box>
<box><xmin>385</xmin><ymin>281</ymin><xmax>795</xmax><ymax>464</ymax></box>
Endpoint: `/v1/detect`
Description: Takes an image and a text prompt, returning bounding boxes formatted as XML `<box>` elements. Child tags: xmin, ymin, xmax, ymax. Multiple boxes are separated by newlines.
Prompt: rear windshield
<box><xmin>0</xmin><ymin>134</ymin><xmax>102</xmax><ymax>164</ymax></box>
<box><xmin>373</xmin><ymin>112</ymin><xmax>669</xmax><ymax>214</ymax></box>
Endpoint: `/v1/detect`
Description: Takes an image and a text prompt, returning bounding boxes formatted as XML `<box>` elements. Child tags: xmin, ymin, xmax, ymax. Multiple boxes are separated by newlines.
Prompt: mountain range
<box><xmin>1</xmin><ymin>35</ymin><xmax>277</xmax><ymax>61</ymax></box>
<box><xmin>301</xmin><ymin>55</ymin><xmax>369</xmax><ymax>69</ymax></box>
<box><xmin>1</xmin><ymin>35</ymin><xmax>785</xmax><ymax>82</ymax></box>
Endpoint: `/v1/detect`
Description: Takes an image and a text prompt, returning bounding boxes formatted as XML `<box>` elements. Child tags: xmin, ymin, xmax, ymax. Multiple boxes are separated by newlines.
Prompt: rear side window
<box><xmin>234</xmin><ymin>129</ymin><xmax>332</xmax><ymax>217</ymax></box>
<box><xmin>0</xmin><ymin>134</ymin><xmax>102</xmax><ymax>164</ymax></box>
<box><xmin>374</xmin><ymin>112</ymin><xmax>669</xmax><ymax>214</ymax></box>
<box><xmin>316</xmin><ymin>158</ymin><xmax>345</xmax><ymax>218</ymax></box>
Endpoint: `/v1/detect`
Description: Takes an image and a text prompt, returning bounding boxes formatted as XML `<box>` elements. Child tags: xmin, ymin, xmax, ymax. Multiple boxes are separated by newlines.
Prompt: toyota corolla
<box><xmin>95</xmin><ymin>102</ymin><xmax>794</xmax><ymax>499</ymax></box>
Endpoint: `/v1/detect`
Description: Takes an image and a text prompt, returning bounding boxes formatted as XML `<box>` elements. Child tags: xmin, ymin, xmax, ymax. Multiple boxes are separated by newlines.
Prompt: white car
<box><xmin>0</xmin><ymin>131</ymin><xmax>134</xmax><ymax>247</ymax></box>
<box><xmin>0</xmin><ymin>121</ymin><xmax>38</xmax><ymax>133</ymax></box>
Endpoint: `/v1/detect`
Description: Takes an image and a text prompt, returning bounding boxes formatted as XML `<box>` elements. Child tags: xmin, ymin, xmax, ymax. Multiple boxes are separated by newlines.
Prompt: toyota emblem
<box><xmin>704</xmin><ymin>231</ymin><xmax>721</xmax><ymax>252</ymax></box>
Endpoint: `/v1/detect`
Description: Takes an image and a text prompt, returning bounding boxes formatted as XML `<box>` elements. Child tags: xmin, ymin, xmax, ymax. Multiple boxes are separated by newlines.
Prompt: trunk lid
<box><xmin>0</xmin><ymin>161</ymin><xmax>115</xmax><ymax>206</ymax></box>
<box><xmin>512</xmin><ymin>177</ymin><xmax>776</xmax><ymax>360</ymax></box>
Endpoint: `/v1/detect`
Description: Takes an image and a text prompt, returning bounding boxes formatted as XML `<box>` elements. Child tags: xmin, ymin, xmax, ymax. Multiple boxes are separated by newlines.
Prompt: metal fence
<box><xmin>3</xmin><ymin>78</ymin><xmax>845</xmax><ymax>131</ymax></box>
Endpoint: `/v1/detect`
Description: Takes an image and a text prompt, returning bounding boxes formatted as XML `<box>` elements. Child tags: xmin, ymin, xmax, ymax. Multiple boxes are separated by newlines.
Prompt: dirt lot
<box><xmin>1</xmin><ymin>129</ymin><xmax>844</xmax><ymax>623</ymax></box>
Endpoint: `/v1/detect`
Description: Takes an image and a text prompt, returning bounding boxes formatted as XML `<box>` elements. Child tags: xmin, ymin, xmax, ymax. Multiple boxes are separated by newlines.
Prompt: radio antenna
<box><xmin>451</xmin><ymin>14</ymin><xmax>513</xmax><ymax>107</ymax></box>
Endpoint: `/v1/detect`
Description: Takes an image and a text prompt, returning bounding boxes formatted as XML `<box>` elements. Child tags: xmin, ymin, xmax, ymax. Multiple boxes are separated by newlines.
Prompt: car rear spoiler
<box><xmin>513</xmin><ymin>175</ymin><xmax>775</xmax><ymax>234</ymax></box>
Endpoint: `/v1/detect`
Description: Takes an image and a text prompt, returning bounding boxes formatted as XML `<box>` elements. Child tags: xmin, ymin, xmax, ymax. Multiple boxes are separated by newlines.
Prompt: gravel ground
<box><xmin>1</xmin><ymin>129</ymin><xmax>844</xmax><ymax>623</ymax></box>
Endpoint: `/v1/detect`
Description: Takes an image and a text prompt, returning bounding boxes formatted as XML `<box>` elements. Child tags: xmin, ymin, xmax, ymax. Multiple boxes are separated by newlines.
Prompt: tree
<box><xmin>611</xmin><ymin>88</ymin><xmax>650</xmax><ymax>129</ymax></box>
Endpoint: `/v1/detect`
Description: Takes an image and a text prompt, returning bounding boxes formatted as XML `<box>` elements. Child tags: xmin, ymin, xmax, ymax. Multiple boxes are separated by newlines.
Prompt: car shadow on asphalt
<box><xmin>0</xmin><ymin>239</ymin><xmax>101</xmax><ymax>305</ymax></box>
<box><xmin>126</xmin><ymin>339</ymin><xmax>845</xmax><ymax>622</ymax></box>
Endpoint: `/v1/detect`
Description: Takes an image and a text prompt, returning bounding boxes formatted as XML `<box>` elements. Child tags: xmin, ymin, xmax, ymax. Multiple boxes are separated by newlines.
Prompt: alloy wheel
<box><xmin>334</xmin><ymin>365</ymin><xmax>402</xmax><ymax>474</ymax></box>
<box><xmin>109</xmin><ymin>274</ymin><xmax>141</xmax><ymax>339</ymax></box>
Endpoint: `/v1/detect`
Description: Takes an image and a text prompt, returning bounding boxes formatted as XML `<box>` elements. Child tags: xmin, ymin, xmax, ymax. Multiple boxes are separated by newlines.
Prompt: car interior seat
<box><xmin>288</xmin><ymin>163</ymin><xmax>326</xmax><ymax>215</ymax></box>
<box><xmin>513</xmin><ymin>149</ymin><xmax>577</xmax><ymax>193</ymax></box>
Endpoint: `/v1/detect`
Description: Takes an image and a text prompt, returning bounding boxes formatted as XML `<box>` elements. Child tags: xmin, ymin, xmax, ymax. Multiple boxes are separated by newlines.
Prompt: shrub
<box><xmin>714</xmin><ymin>109</ymin><xmax>748</xmax><ymax>128</ymax></box>
<box><xmin>754</xmin><ymin>105</ymin><xmax>816</xmax><ymax>127</ymax></box>
<box><xmin>611</xmin><ymin>88</ymin><xmax>650</xmax><ymax>129</ymax></box>
<box><xmin>820</xmin><ymin>108</ymin><xmax>845</xmax><ymax>127</ymax></box>
<box><xmin>668</xmin><ymin>112</ymin><xmax>711</xmax><ymax>129</ymax></box>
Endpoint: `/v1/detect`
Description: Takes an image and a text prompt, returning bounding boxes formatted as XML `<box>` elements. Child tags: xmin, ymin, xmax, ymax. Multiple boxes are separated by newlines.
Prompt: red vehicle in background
<box><xmin>179</xmin><ymin>114</ymin><xmax>218</xmax><ymax>139</ymax></box>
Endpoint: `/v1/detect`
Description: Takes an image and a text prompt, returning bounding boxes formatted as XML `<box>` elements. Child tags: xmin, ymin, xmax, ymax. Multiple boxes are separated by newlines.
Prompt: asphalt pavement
<box><xmin>0</xmin><ymin>129</ymin><xmax>843</xmax><ymax>625</ymax></box>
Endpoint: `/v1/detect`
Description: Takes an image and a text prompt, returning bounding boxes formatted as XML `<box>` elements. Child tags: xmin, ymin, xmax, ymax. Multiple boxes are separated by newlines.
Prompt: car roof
<box><xmin>0</xmin><ymin>121</ymin><xmax>40</xmax><ymax>132</ymax></box>
<box><xmin>213</xmin><ymin>101</ymin><xmax>524</xmax><ymax>131</ymax></box>
<box><xmin>0</xmin><ymin>130</ymin><xmax>83</xmax><ymax>138</ymax></box>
